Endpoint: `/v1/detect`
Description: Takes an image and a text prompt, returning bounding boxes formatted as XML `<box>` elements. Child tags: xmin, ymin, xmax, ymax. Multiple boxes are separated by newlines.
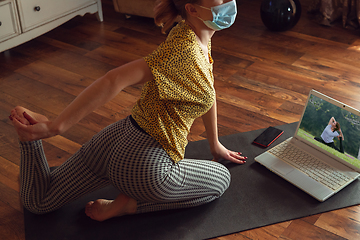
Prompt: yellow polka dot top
<box><xmin>131</xmin><ymin>21</ymin><xmax>215</xmax><ymax>163</ymax></box>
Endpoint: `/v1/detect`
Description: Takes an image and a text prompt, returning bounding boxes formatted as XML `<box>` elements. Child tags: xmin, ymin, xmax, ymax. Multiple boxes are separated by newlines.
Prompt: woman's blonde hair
<box><xmin>154</xmin><ymin>0</ymin><xmax>201</xmax><ymax>33</ymax></box>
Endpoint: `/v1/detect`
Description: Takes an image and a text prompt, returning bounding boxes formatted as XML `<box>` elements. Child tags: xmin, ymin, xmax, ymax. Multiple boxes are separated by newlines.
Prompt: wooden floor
<box><xmin>1</xmin><ymin>0</ymin><xmax>360</xmax><ymax>239</ymax></box>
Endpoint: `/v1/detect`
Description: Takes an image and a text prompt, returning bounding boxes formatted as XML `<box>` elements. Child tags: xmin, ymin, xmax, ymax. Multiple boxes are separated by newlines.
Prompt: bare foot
<box><xmin>85</xmin><ymin>194</ymin><xmax>137</xmax><ymax>221</ymax></box>
<box><xmin>9</xmin><ymin>106</ymin><xmax>50</xmax><ymax>142</ymax></box>
<box><xmin>10</xmin><ymin>106</ymin><xmax>48</xmax><ymax>125</ymax></box>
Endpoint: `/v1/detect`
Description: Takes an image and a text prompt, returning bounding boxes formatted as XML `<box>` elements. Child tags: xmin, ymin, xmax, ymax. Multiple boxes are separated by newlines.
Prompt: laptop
<box><xmin>255</xmin><ymin>89</ymin><xmax>360</xmax><ymax>202</ymax></box>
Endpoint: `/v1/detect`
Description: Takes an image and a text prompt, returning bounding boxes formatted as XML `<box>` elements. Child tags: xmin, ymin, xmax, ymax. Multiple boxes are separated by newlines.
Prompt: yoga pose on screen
<box><xmin>315</xmin><ymin>117</ymin><xmax>344</xmax><ymax>153</ymax></box>
<box><xmin>9</xmin><ymin>0</ymin><xmax>245</xmax><ymax>222</ymax></box>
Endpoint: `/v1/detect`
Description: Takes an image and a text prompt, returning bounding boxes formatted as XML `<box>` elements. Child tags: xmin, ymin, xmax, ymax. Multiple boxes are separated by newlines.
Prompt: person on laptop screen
<box><xmin>315</xmin><ymin>117</ymin><xmax>344</xmax><ymax>153</ymax></box>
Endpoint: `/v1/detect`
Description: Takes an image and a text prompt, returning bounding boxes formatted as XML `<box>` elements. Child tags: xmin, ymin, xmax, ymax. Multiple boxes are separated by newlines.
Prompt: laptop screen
<box><xmin>296</xmin><ymin>91</ymin><xmax>360</xmax><ymax>170</ymax></box>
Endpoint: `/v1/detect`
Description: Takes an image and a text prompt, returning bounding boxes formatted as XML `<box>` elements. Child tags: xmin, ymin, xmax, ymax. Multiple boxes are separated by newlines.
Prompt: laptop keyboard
<box><xmin>268</xmin><ymin>139</ymin><xmax>352</xmax><ymax>191</ymax></box>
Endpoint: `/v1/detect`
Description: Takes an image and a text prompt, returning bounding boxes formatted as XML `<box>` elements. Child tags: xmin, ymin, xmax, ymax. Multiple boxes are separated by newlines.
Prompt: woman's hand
<box><xmin>12</xmin><ymin>119</ymin><xmax>55</xmax><ymax>142</ymax></box>
<box><xmin>211</xmin><ymin>141</ymin><xmax>247</xmax><ymax>164</ymax></box>
<box><xmin>10</xmin><ymin>107</ymin><xmax>57</xmax><ymax>142</ymax></box>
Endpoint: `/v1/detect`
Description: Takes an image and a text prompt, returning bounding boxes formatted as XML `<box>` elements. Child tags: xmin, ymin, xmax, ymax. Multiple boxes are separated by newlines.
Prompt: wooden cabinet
<box><xmin>0</xmin><ymin>0</ymin><xmax>103</xmax><ymax>52</ymax></box>
<box><xmin>0</xmin><ymin>0</ymin><xmax>21</xmax><ymax>43</ymax></box>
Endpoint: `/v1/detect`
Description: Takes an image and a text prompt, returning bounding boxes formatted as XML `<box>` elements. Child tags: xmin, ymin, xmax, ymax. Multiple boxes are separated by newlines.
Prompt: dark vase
<box><xmin>260</xmin><ymin>0</ymin><xmax>302</xmax><ymax>31</ymax></box>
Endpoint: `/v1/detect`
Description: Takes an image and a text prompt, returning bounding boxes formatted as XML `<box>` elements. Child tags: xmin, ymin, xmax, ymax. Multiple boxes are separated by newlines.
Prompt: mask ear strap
<box><xmin>197</xmin><ymin>16</ymin><xmax>206</xmax><ymax>22</ymax></box>
<box><xmin>197</xmin><ymin>4</ymin><xmax>211</xmax><ymax>11</ymax></box>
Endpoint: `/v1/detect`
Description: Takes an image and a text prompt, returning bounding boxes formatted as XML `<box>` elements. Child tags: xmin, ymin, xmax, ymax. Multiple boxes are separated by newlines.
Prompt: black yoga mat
<box><xmin>24</xmin><ymin>122</ymin><xmax>360</xmax><ymax>240</ymax></box>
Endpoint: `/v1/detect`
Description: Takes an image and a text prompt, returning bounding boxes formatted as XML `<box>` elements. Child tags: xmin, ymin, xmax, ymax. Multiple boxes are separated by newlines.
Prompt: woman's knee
<box><xmin>22</xmin><ymin>201</ymin><xmax>52</xmax><ymax>214</ymax></box>
<box><xmin>207</xmin><ymin>162</ymin><xmax>231</xmax><ymax>197</ymax></box>
<box><xmin>219</xmin><ymin>165</ymin><xmax>231</xmax><ymax>195</ymax></box>
<box><xmin>21</xmin><ymin>192</ymin><xmax>58</xmax><ymax>214</ymax></box>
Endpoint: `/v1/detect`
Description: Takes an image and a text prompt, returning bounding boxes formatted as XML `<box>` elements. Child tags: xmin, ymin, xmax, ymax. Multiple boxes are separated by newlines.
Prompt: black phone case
<box><xmin>253</xmin><ymin>126</ymin><xmax>284</xmax><ymax>147</ymax></box>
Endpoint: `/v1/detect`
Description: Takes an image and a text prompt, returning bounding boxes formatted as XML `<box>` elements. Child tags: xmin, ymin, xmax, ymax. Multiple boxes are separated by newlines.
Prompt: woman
<box><xmin>10</xmin><ymin>0</ymin><xmax>245</xmax><ymax>222</ymax></box>
<box><xmin>315</xmin><ymin>117</ymin><xmax>344</xmax><ymax>153</ymax></box>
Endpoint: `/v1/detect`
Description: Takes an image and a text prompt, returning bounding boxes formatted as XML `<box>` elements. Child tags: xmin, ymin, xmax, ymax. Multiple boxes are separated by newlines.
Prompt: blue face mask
<box><xmin>198</xmin><ymin>0</ymin><xmax>237</xmax><ymax>31</ymax></box>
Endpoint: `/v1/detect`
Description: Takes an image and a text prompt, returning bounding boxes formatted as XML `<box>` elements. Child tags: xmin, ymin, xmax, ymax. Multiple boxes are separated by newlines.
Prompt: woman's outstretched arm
<box><xmin>338</xmin><ymin>129</ymin><xmax>344</xmax><ymax>140</ymax></box>
<box><xmin>11</xmin><ymin>59</ymin><xmax>152</xmax><ymax>141</ymax></box>
<box><xmin>201</xmin><ymin>99</ymin><xmax>247</xmax><ymax>164</ymax></box>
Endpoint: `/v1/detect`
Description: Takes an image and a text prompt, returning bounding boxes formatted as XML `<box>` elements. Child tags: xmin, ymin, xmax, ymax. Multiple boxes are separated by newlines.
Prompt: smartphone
<box><xmin>252</xmin><ymin>126</ymin><xmax>284</xmax><ymax>147</ymax></box>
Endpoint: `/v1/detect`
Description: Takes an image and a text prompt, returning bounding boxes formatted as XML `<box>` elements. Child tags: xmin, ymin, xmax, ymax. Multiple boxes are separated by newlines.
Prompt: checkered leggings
<box><xmin>20</xmin><ymin>116</ymin><xmax>231</xmax><ymax>214</ymax></box>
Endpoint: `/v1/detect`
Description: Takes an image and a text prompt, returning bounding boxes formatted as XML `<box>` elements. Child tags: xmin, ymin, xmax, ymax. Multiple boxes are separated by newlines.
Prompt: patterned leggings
<box><xmin>20</xmin><ymin>116</ymin><xmax>231</xmax><ymax>214</ymax></box>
